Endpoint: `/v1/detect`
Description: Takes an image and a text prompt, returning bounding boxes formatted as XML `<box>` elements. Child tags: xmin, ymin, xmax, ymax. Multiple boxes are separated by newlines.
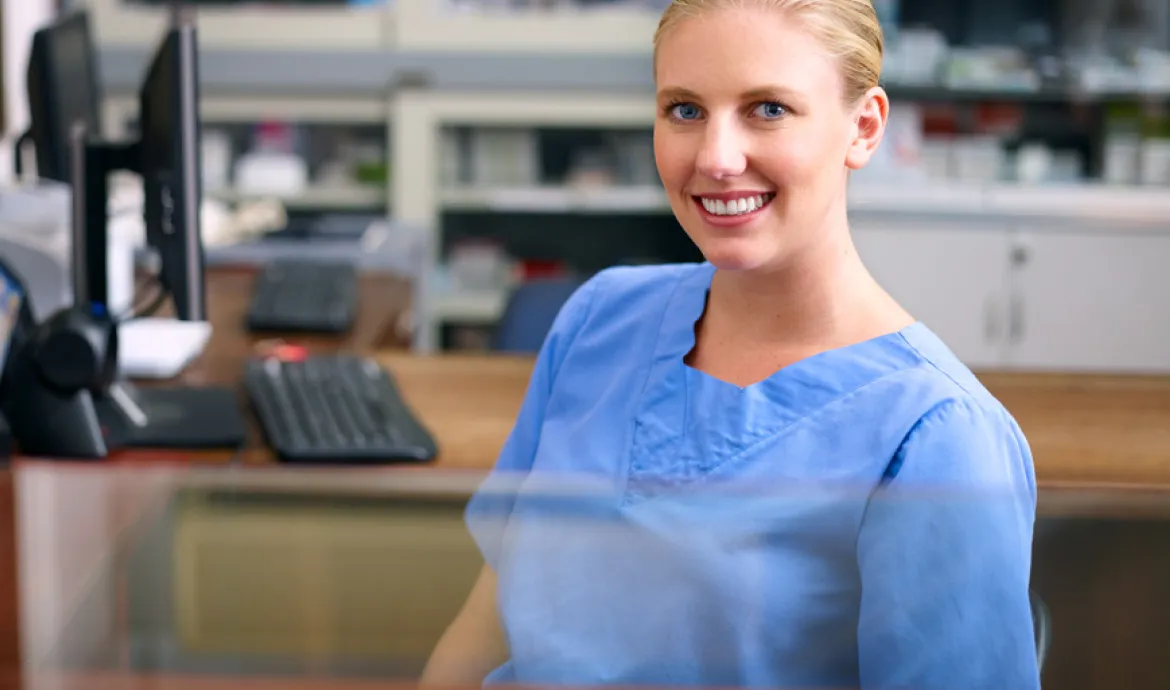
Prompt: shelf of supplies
<box><xmin>89</xmin><ymin>0</ymin><xmax>392</xmax><ymax>50</ymax></box>
<box><xmin>208</xmin><ymin>186</ymin><xmax>387</xmax><ymax>212</ymax></box>
<box><xmin>440</xmin><ymin>182</ymin><xmax>1170</xmax><ymax>225</ymax></box>
<box><xmin>441</xmin><ymin>185</ymin><xmax>669</xmax><ymax>214</ymax></box>
<box><xmin>411</xmin><ymin>91</ymin><xmax>656</xmax><ymax>128</ymax></box>
<box><xmin>104</xmin><ymin>94</ymin><xmax>388</xmax><ymax>125</ymax></box>
<box><xmin>393</xmin><ymin>1</ymin><xmax>658</xmax><ymax>53</ymax></box>
<box><xmin>883</xmin><ymin>82</ymin><xmax>1170</xmax><ymax>103</ymax></box>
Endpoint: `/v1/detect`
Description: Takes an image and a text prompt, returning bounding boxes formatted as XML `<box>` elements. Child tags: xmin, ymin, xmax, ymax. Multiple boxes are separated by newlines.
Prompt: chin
<box><xmin>693</xmin><ymin>235</ymin><xmax>781</xmax><ymax>273</ymax></box>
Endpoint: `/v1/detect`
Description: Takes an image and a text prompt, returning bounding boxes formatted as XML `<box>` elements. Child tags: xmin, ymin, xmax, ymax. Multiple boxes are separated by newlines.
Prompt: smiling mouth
<box><xmin>693</xmin><ymin>193</ymin><xmax>776</xmax><ymax>217</ymax></box>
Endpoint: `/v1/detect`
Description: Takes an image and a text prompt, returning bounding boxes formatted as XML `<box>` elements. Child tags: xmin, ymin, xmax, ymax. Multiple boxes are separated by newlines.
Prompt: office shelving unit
<box><xmin>88</xmin><ymin>0</ymin><xmax>1170</xmax><ymax>359</ymax></box>
<box><xmin>103</xmin><ymin>93</ymin><xmax>390</xmax><ymax>214</ymax></box>
<box><xmin>87</xmin><ymin>0</ymin><xmax>394</xmax><ymax>50</ymax></box>
<box><xmin>392</xmin><ymin>0</ymin><xmax>660</xmax><ymax>53</ymax></box>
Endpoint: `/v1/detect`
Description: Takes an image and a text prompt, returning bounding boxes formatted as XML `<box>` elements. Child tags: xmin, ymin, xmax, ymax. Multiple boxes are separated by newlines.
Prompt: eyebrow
<box><xmin>656</xmin><ymin>85</ymin><xmax>807</xmax><ymax>107</ymax></box>
<box><xmin>656</xmin><ymin>86</ymin><xmax>701</xmax><ymax>102</ymax></box>
<box><xmin>743</xmin><ymin>86</ymin><xmax>805</xmax><ymax>104</ymax></box>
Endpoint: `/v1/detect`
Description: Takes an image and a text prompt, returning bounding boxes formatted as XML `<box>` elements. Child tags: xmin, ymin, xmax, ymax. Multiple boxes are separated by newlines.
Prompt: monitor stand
<box><xmin>19</xmin><ymin>125</ymin><xmax>248</xmax><ymax>458</ymax></box>
<box><xmin>4</xmin><ymin>373</ymin><xmax>247</xmax><ymax>460</ymax></box>
<box><xmin>1</xmin><ymin>305</ymin><xmax>245</xmax><ymax>460</ymax></box>
<box><xmin>94</xmin><ymin>380</ymin><xmax>247</xmax><ymax>451</ymax></box>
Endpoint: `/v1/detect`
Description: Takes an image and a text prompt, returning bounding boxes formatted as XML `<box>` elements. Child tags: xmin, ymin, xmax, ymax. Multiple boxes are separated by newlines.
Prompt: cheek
<box><xmin>653</xmin><ymin>127</ymin><xmax>694</xmax><ymax>187</ymax></box>
<box><xmin>749</xmin><ymin>138</ymin><xmax>808</xmax><ymax>185</ymax></box>
<box><xmin>752</xmin><ymin>126</ymin><xmax>845</xmax><ymax>185</ymax></box>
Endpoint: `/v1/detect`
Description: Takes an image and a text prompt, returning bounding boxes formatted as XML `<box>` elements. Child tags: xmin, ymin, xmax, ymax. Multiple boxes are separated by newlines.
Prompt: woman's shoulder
<box><xmin>538</xmin><ymin>262</ymin><xmax>706</xmax><ymax>371</ymax></box>
<box><xmin>894</xmin><ymin>325</ymin><xmax>1017</xmax><ymax>427</ymax></box>
<box><xmin>584</xmin><ymin>262</ymin><xmax>705</xmax><ymax>303</ymax></box>
<box><xmin>558</xmin><ymin>262</ymin><xmax>706</xmax><ymax>334</ymax></box>
<box><xmin>878</xmin><ymin>328</ymin><xmax>1034</xmax><ymax>492</ymax></box>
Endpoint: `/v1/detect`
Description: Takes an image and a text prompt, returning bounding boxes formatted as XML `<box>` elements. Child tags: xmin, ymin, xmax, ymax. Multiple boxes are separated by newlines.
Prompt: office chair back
<box><xmin>1030</xmin><ymin>589</ymin><xmax>1051</xmax><ymax>673</ymax></box>
<box><xmin>493</xmin><ymin>276</ymin><xmax>583</xmax><ymax>354</ymax></box>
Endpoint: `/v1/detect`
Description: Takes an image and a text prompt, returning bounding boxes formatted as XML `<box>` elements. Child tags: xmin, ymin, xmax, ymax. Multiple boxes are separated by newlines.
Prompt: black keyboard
<box><xmin>246</xmin><ymin>260</ymin><xmax>358</xmax><ymax>334</ymax></box>
<box><xmin>243</xmin><ymin>354</ymin><xmax>439</xmax><ymax>464</ymax></box>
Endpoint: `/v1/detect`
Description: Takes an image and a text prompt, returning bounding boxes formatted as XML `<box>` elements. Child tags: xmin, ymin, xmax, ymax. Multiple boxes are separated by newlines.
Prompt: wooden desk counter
<box><xmin>106</xmin><ymin>265</ymin><xmax>1170</xmax><ymax>488</ymax></box>
<box><xmin>171</xmin><ymin>266</ymin><xmax>412</xmax><ymax>388</ymax></box>
<box><xmin>377</xmin><ymin>353</ymin><xmax>533</xmax><ymax>471</ymax></box>
<box><xmin>981</xmin><ymin>372</ymin><xmax>1170</xmax><ymax>487</ymax></box>
<box><xmin>378</xmin><ymin>353</ymin><xmax>1170</xmax><ymax>490</ymax></box>
<box><xmin>5</xmin><ymin>361</ymin><xmax>1170</xmax><ymax>690</ymax></box>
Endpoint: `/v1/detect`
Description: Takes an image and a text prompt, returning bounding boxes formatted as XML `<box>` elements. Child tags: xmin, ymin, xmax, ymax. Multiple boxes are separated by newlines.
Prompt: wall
<box><xmin>0</xmin><ymin>0</ymin><xmax>55</xmax><ymax>187</ymax></box>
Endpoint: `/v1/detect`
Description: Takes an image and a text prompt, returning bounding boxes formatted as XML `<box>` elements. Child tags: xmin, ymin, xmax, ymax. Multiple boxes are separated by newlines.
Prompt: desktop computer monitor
<box><xmin>135</xmin><ymin>18</ymin><xmax>206</xmax><ymax>322</ymax></box>
<box><xmin>9</xmin><ymin>11</ymin><xmax>240</xmax><ymax>458</ymax></box>
<box><xmin>24</xmin><ymin>8</ymin><xmax>206</xmax><ymax>322</ymax></box>
<box><xmin>23</xmin><ymin>10</ymin><xmax>102</xmax><ymax>183</ymax></box>
<box><xmin>12</xmin><ymin>11</ymin><xmax>237</xmax><ymax>457</ymax></box>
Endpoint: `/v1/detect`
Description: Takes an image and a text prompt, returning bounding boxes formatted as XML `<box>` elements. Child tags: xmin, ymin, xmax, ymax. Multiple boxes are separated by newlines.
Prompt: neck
<box><xmin>705</xmin><ymin>223</ymin><xmax>906</xmax><ymax>350</ymax></box>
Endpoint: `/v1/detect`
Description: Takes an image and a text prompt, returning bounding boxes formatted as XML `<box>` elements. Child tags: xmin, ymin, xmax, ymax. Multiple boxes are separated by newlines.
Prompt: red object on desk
<box><xmin>516</xmin><ymin>260</ymin><xmax>569</xmax><ymax>281</ymax></box>
<box><xmin>254</xmin><ymin>340</ymin><xmax>309</xmax><ymax>362</ymax></box>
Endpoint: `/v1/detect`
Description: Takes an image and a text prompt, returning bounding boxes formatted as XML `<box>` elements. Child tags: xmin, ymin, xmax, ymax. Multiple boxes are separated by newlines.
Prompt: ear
<box><xmin>844</xmin><ymin>86</ymin><xmax>889</xmax><ymax>170</ymax></box>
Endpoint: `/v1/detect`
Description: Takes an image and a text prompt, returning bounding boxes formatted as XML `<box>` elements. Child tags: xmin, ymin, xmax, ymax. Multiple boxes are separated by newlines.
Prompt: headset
<box><xmin>0</xmin><ymin>255</ymin><xmax>117</xmax><ymax>457</ymax></box>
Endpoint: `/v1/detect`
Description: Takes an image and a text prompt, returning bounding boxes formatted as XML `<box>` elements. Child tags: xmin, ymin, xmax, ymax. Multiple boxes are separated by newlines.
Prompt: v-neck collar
<box><xmin>625</xmin><ymin>263</ymin><xmax>928</xmax><ymax>504</ymax></box>
<box><xmin>662</xmin><ymin>263</ymin><xmax>925</xmax><ymax>400</ymax></box>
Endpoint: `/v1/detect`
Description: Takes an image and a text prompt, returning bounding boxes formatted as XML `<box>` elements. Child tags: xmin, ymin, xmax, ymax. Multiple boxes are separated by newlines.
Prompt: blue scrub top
<box><xmin>466</xmin><ymin>262</ymin><xmax>1039</xmax><ymax>690</ymax></box>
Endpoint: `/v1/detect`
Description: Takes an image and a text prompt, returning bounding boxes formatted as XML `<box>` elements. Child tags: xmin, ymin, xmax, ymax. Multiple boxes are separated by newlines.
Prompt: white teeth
<box><xmin>699</xmin><ymin>194</ymin><xmax>773</xmax><ymax>216</ymax></box>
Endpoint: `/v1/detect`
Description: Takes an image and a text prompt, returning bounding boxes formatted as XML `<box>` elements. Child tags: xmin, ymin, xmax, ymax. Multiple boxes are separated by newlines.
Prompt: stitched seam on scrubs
<box><xmin>549</xmin><ymin>274</ymin><xmax>603</xmax><ymax>390</ymax></box>
<box><xmin>851</xmin><ymin>396</ymin><xmax>965</xmax><ymax>558</ymax></box>
<box><xmin>897</xmin><ymin>333</ymin><xmax>977</xmax><ymax>399</ymax></box>
<box><xmin>630</xmin><ymin>365</ymin><xmax>929</xmax><ymax>506</ymax></box>
<box><xmin>1010</xmin><ymin>422</ymin><xmax>1038</xmax><ymax>508</ymax></box>
<box><xmin>902</xmin><ymin>332</ymin><xmax>1035</xmax><ymax>510</ymax></box>
<box><xmin>622</xmin><ymin>267</ymin><xmax>697</xmax><ymax>471</ymax></box>
<box><xmin>722</xmin><ymin>367</ymin><xmax>917</xmax><ymax>468</ymax></box>
<box><xmin>622</xmin><ymin>265</ymin><xmax>710</xmax><ymax>503</ymax></box>
<box><xmin>606</xmin><ymin>266</ymin><xmax>690</xmax><ymax>503</ymax></box>
<box><xmin>639</xmin><ymin>264</ymin><xmax>700</xmax><ymax>403</ymax></box>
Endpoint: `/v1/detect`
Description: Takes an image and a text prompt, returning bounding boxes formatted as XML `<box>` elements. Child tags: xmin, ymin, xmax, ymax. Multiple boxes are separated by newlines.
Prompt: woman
<box><xmin>422</xmin><ymin>1</ymin><xmax>1040</xmax><ymax>688</ymax></box>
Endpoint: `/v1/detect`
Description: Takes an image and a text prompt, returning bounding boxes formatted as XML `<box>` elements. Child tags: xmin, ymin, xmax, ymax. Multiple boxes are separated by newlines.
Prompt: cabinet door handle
<box><xmin>1008</xmin><ymin>294</ymin><xmax>1026</xmax><ymax>342</ymax></box>
<box><xmin>1011</xmin><ymin>244</ymin><xmax>1031</xmax><ymax>267</ymax></box>
<box><xmin>984</xmin><ymin>295</ymin><xmax>1002</xmax><ymax>343</ymax></box>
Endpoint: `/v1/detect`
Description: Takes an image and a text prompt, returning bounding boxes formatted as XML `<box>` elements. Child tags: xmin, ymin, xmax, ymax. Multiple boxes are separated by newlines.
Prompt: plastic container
<box><xmin>0</xmin><ymin>181</ymin><xmax>137</xmax><ymax>322</ymax></box>
<box><xmin>0</xmin><ymin>183</ymin><xmax>73</xmax><ymax>321</ymax></box>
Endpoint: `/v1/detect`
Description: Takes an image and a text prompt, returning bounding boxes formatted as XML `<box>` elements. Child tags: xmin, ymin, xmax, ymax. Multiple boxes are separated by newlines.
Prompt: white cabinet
<box><xmin>852</xmin><ymin>222</ymin><xmax>1011</xmax><ymax>369</ymax></box>
<box><xmin>1006</xmin><ymin>230</ymin><xmax>1170</xmax><ymax>373</ymax></box>
<box><xmin>853</xmin><ymin>220</ymin><xmax>1170</xmax><ymax>374</ymax></box>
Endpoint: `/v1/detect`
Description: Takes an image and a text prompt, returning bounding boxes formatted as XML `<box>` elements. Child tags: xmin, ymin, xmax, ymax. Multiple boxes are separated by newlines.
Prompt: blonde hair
<box><xmin>653</xmin><ymin>0</ymin><xmax>884</xmax><ymax>105</ymax></box>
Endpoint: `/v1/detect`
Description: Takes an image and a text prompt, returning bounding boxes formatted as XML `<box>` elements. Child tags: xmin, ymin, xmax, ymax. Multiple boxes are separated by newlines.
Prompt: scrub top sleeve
<box><xmin>855</xmin><ymin>398</ymin><xmax>1040</xmax><ymax>690</ymax></box>
<box><xmin>464</xmin><ymin>274</ymin><xmax>602</xmax><ymax>571</ymax></box>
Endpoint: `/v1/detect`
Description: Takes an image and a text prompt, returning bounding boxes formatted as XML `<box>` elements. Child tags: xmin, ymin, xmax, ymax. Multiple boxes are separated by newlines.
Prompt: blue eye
<box><xmin>754</xmin><ymin>102</ymin><xmax>787</xmax><ymax>119</ymax></box>
<box><xmin>670</xmin><ymin>103</ymin><xmax>702</xmax><ymax>120</ymax></box>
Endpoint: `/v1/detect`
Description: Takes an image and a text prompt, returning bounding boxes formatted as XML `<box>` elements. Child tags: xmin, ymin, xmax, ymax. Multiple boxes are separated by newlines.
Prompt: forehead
<box><xmin>654</xmin><ymin>7</ymin><xmax>842</xmax><ymax>99</ymax></box>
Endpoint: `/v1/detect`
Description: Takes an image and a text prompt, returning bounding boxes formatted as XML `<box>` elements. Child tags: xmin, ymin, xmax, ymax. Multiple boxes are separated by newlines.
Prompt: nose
<box><xmin>695</xmin><ymin>116</ymin><xmax>747</xmax><ymax>180</ymax></box>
